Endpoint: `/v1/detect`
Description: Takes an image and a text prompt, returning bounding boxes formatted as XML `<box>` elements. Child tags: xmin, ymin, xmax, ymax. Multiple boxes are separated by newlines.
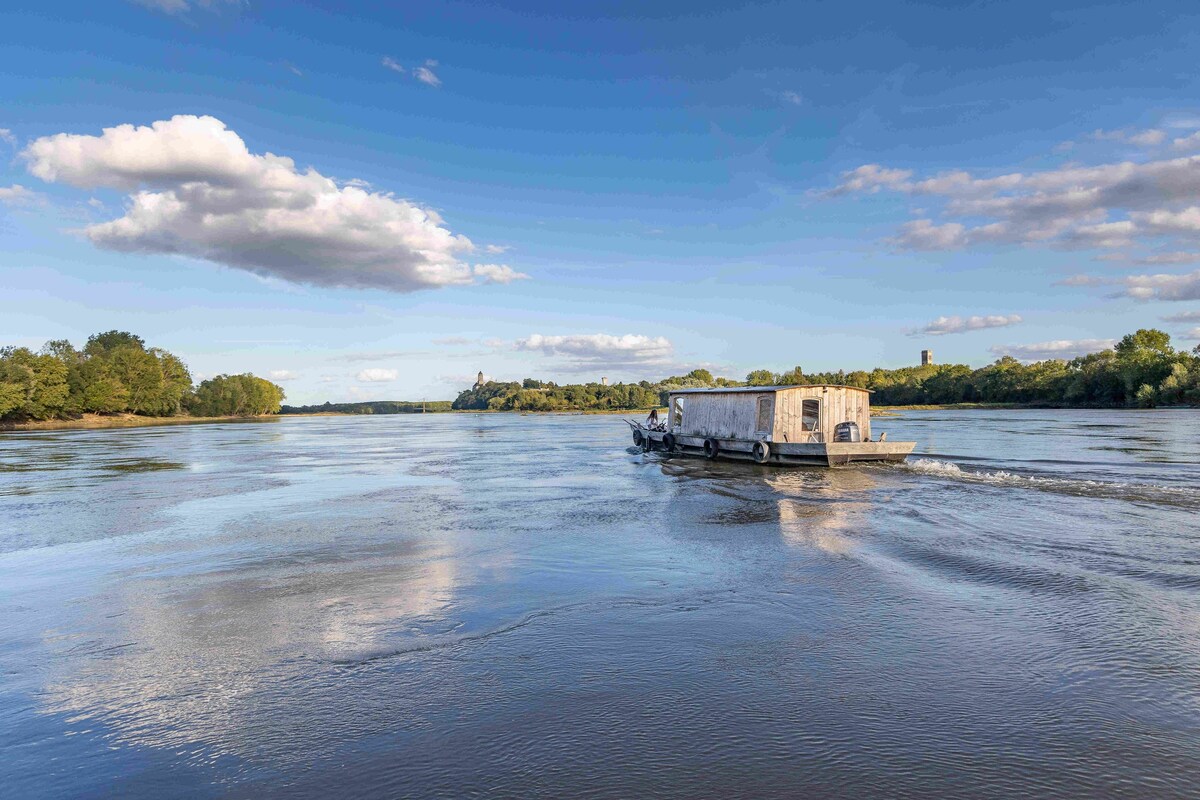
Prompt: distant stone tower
<box><xmin>601</xmin><ymin>376</ymin><xmax>608</xmax><ymax>386</ymax></box>
<box><xmin>921</xmin><ymin>349</ymin><xmax>934</xmax><ymax>367</ymax></box>
<box><xmin>473</xmin><ymin>370</ymin><xmax>486</xmax><ymax>389</ymax></box>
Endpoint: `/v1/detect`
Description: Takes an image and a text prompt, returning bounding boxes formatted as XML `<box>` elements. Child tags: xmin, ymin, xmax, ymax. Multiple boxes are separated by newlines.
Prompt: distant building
<box><xmin>473</xmin><ymin>370</ymin><xmax>486</xmax><ymax>389</ymax></box>
<box><xmin>921</xmin><ymin>349</ymin><xmax>934</xmax><ymax>367</ymax></box>
<box><xmin>601</xmin><ymin>376</ymin><xmax>608</xmax><ymax>386</ymax></box>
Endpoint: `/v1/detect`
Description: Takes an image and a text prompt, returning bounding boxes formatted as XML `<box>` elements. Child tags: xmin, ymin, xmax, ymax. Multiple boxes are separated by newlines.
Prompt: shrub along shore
<box><xmin>1</xmin><ymin>330</ymin><xmax>285</xmax><ymax>429</ymax></box>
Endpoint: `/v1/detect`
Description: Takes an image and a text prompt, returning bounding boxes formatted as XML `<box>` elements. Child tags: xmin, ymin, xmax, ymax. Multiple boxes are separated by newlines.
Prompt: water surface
<box><xmin>2</xmin><ymin>410</ymin><xmax>1199</xmax><ymax>798</ymax></box>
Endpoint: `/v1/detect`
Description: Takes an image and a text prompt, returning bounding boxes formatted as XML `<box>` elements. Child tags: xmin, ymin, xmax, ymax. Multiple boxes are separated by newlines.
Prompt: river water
<box><xmin>1</xmin><ymin>410</ymin><xmax>1199</xmax><ymax>798</ymax></box>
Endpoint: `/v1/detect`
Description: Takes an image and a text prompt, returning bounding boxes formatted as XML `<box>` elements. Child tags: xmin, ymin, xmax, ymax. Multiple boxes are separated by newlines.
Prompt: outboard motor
<box><xmin>833</xmin><ymin>421</ymin><xmax>861</xmax><ymax>443</ymax></box>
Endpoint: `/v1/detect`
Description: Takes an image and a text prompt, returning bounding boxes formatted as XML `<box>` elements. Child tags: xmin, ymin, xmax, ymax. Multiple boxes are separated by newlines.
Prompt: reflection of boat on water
<box><xmin>627</xmin><ymin>385</ymin><xmax>915</xmax><ymax>467</ymax></box>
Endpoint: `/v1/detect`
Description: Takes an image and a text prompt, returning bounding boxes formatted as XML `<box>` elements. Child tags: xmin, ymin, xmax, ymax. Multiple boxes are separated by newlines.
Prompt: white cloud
<box><xmin>1172</xmin><ymin>131</ymin><xmax>1200</xmax><ymax>152</ymax></box>
<box><xmin>1089</xmin><ymin>127</ymin><xmax>1166</xmax><ymax>147</ymax></box>
<box><xmin>415</xmin><ymin>65</ymin><xmax>441</xmax><ymax>88</ymax></box>
<box><xmin>1132</xmin><ymin>251</ymin><xmax>1200</xmax><ymax>265</ymax></box>
<box><xmin>825</xmin><ymin>164</ymin><xmax>913</xmax><ymax>196</ymax></box>
<box><xmin>356</xmin><ymin>368</ymin><xmax>398</xmax><ymax>382</ymax></box>
<box><xmin>268</xmin><ymin>370</ymin><xmax>299</xmax><ymax>381</ymax></box>
<box><xmin>780</xmin><ymin>90</ymin><xmax>803</xmax><ymax>106</ymax></box>
<box><xmin>0</xmin><ymin>184</ymin><xmax>38</xmax><ymax>206</ymax></box>
<box><xmin>132</xmin><ymin>0</ymin><xmax>235</xmax><ymax>14</ymax></box>
<box><xmin>282</xmin><ymin>62</ymin><xmax>303</xmax><ymax>77</ymax></box>
<box><xmin>484</xmin><ymin>244</ymin><xmax>510</xmax><ymax>254</ymax></box>
<box><xmin>826</xmin><ymin>132</ymin><xmax>1200</xmax><ymax>255</ymax></box>
<box><xmin>514</xmin><ymin>333</ymin><xmax>674</xmax><ymax>369</ymax></box>
<box><xmin>990</xmin><ymin>339</ymin><xmax>1116</xmax><ymax>361</ymax></box>
<box><xmin>22</xmin><ymin>115</ymin><xmax>521</xmax><ymax>293</ymax></box>
<box><xmin>432</xmin><ymin>336</ymin><xmax>473</xmax><ymax>346</ymax></box>
<box><xmin>889</xmin><ymin>219</ymin><xmax>966</xmax><ymax>250</ymax></box>
<box><xmin>1162</xmin><ymin>310</ymin><xmax>1200</xmax><ymax>323</ymax></box>
<box><xmin>914</xmin><ymin>314</ymin><xmax>1023</xmax><ymax>336</ymax></box>
<box><xmin>1119</xmin><ymin>270</ymin><xmax>1200</xmax><ymax>301</ymax></box>
<box><xmin>381</xmin><ymin>56</ymin><xmax>405</xmax><ymax>74</ymax></box>
<box><xmin>472</xmin><ymin>264</ymin><xmax>529</xmax><ymax>284</ymax></box>
<box><xmin>1055</xmin><ymin>274</ymin><xmax>1107</xmax><ymax>286</ymax></box>
<box><xmin>0</xmin><ymin>128</ymin><xmax>15</xmax><ymax>147</ymax></box>
<box><xmin>1184</xmin><ymin>327</ymin><xmax>1200</xmax><ymax>339</ymax></box>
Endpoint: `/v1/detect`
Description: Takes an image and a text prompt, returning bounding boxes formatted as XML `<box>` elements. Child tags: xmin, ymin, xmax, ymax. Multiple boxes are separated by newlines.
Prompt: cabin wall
<box><xmin>773</xmin><ymin>387</ymin><xmax>872</xmax><ymax>442</ymax></box>
<box><xmin>673</xmin><ymin>393</ymin><xmax>767</xmax><ymax>440</ymax></box>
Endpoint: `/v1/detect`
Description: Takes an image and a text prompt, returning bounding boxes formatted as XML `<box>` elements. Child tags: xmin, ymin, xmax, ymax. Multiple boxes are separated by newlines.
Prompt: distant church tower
<box><xmin>921</xmin><ymin>349</ymin><xmax>934</xmax><ymax>367</ymax></box>
<box><xmin>473</xmin><ymin>370</ymin><xmax>486</xmax><ymax>389</ymax></box>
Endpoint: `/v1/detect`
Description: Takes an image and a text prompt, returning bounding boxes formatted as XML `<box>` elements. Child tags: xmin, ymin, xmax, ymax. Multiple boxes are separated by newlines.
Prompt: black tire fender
<box><xmin>662</xmin><ymin>433</ymin><xmax>676</xmax><ymax>452</ymax></box>
<box><xmin>753</xmin><ymin>440</ymin><xmax>770</xmax><ymax>464</ymax></box>
<box><xmin>703</xmin><ymin>438</ymin><xmax>719</xmax><ymax>459</ymax></box>
<box><xmin>632</xmin><ymin>429</ymin><xmax>644</xmax><ymax>446</ymax></box>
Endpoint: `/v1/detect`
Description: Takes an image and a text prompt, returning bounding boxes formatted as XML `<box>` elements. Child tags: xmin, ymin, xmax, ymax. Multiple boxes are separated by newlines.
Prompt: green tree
<box><xmin>746</xmin><ymin>369</ymin><xmax>775</xmax><ymax>386</ymax></box>
<box><xmin>0</xmin><ymin>347</ymin><xmax>70</xmax><ymax>420</ymax></box>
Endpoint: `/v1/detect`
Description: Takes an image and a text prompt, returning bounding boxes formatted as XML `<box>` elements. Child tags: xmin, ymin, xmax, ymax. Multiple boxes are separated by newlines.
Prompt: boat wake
<box><xmin>897</xmin><ymin>457</ymin><xmax>1200</xmax><ymax>507</ymax></box>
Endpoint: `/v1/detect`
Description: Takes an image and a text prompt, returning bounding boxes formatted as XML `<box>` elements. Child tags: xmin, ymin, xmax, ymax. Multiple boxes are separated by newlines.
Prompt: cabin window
<box><xmin>755</xmin><ymin>395</ymin><xmax>773</xmax><ymax>433</ymax></box>
<box><xmin>671</xmin><ymin>396</ymin><xmax>685</xmax><ymax>428</ymax></box>
<box><xmin>801</xmin><ymin>398</ymin><xmax>820</xmax><ymax>431</ymax></box>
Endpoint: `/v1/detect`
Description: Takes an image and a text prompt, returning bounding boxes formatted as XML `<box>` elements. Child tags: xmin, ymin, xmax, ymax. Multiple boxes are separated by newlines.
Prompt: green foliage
<box><xmin>280</xmin><ymin>400</ymin><xmax>453</xmax><ymax>415</ymax></box>
<box><xmin>189</xmin><ymin>374</ymin><xmax>285</xmax><ymax>417</ymax></box>
<box><xmin>452</xmin><ymin>379</ymin><xmax>661</xmax><ymax>411</ymax></box>
<box><xmin>0</xmin><ymin>347</ymin><xmax>70</xmax><ymax>420</ymax></box>
<box><xmin>0</xmin><ymin>331</ymin><xmax>278</xmax><ymax>422</ymax></box>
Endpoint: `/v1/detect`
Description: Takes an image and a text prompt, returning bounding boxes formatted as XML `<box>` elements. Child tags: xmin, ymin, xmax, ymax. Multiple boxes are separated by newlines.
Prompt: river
<box><xmin>2</xmin><ymin>409</ymin><xmax>1199</xmax><ymax>798</ymax></box>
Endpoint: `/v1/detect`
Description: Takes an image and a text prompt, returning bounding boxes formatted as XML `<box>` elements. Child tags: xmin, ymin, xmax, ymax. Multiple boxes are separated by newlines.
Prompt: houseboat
<box><xmin>627</xmin><ymin>385</ymin><xmax>915</xmax><ymax>467</ymax></box>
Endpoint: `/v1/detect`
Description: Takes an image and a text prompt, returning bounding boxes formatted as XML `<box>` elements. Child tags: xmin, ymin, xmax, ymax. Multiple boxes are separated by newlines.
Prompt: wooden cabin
<box><xmin>630</xmin><ymin>385</ymin><xmax>914</xmax><ymax>466</ymax></box>
<box><xmin>668</xmin><ymin>385</ymin><xmax>872</xmax><ymax>444</ymax></box>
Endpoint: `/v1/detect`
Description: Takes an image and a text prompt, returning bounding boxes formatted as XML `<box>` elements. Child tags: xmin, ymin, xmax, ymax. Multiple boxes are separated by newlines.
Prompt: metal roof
<box><xmin>668</xmin><ymin>384</ymin><xmax>873</xmax><ymax>395</ymax></box>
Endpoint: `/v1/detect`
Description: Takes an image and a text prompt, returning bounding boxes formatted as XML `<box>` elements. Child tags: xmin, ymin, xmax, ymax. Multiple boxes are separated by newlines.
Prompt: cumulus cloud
<box><xmin>825</xmin><ymin>133</ymin><xmax>1200</xmax><ymax>258</ymax></box>
<box><xmin>268</xmin><ymin>370</ymin><xmax>299</xmax><ymax>381</ymax></box>
<box><xmin>1173</xmin><ymin>131</ymin><xmax>1200</xmax><ymax>152</ymax></box>
<box><xmin>472</xmin><ymin>264</ymin><xmax>529</xmax><ymax>284</ymax></box>
<box><xmin>514</xmin><ymin>333</ymin><xmax>674</xmax><ymax>369</ymax></box>
<box><xmin>1132</xmin><ymin>251</ymin><xmax>1200</xmax><ymax>265</ymax></box>
<box><xmin>0</xmin><ymin>184</ymin><xmax>38</xmax><ymax>206</ymax></box>
<box><xmin>21</xmin><ymin>115</ymin><xmax>522</xmax><ymax>292</ymax></box>
<box><xmin>1118</xmin><ymin>270</ymin><xmax>1200</xmax><ymax>301</ymax></box>
<box><xmin>1162</xmin><ymin>310</ymin><xmax>1200</xmax><ymax>323</ymax></box>
<box><xmin>356</xmin><ymin>368</ymin><xmax>398</xmax><ymax>382</ymax></box>
<box><xmin>913</xmin><ymin>314</ymin><xmax>1022</xmax><ymax>336</ymax></box>
<box><xmin>990</xmin><ymin>339</ymin><xmax>1116</xmax><ymax>361</ymax></box>
<box><xmin>1088</xmin><ymin>128</ymin><xmax>1166</xmax><ymax>147</ymax></box>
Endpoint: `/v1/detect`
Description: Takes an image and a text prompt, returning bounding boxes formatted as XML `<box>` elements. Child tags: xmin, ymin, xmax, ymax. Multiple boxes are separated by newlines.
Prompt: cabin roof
<box><xmin>668</xmin><ymin>384</ymin><xmax>872</xmax><ymax>395</ymax></box>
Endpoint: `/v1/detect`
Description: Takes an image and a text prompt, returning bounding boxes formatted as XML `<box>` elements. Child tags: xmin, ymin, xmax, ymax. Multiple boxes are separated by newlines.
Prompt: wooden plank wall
<box><xmin>676</xmin><ymin>393</ymin><xmax>764</xmax><ymax>439</ymax></box>
<box><xmin>773</xmin><ymin>387</ymin><xmax>872</xmax><ymax>442</ymax></box>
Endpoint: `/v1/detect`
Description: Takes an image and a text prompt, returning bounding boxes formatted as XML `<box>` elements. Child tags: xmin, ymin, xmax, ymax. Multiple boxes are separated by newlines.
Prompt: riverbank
<box><xmin>1</xmin><ymin>412</ymin><xmax>280</xmax><ymax>433</ymax></box>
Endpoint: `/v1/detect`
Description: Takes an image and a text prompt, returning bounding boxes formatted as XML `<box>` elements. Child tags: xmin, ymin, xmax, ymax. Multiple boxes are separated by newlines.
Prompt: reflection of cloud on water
<box><xmin>36</xmin><ymin>517</ymin><xmax>500</xmax><ymax>763</ymax></box>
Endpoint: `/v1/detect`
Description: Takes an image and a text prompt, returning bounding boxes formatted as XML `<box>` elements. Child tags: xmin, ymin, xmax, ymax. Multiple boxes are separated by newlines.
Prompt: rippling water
<box><xmin>2</xmin><ymin>410</ymin><xmax>1199</xmax><ymax>798</ymax></box>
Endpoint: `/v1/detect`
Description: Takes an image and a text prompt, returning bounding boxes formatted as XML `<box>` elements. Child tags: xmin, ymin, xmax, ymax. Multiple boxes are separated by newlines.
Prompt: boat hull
<box><xmin>635</xmin><ymin>428</ymin><xmax>915</xmax><ymax>467</ymax></box>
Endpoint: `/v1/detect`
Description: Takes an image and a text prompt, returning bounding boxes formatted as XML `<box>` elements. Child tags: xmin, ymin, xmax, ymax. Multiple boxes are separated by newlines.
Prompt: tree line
<box><xmin>0</xmin><ymin>331</ymin><xmax>285</xmax><ymax>422</ymax></box>
<box><xmin>280</xmin><ymin>400</ymin><xmax>453</xmax><ymax>415</ymax></box>
<box><xmin>452</xmin><ymin>329</ymin><xmax>1200</xmax><ymax>411</ymax></box>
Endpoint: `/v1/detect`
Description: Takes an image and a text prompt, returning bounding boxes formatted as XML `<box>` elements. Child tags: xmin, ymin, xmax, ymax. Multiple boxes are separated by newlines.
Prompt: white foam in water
<box><xmin>899</xmin><ymin>458</ymin><xmax>1198</xmax><ymax>506</ymax></box>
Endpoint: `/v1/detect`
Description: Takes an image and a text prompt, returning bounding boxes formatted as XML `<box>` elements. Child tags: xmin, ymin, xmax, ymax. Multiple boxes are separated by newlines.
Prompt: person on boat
<box><xmin>646</xmin><ymin>408</ymin><xmax>660</xmax><ymax>430</ymax></box>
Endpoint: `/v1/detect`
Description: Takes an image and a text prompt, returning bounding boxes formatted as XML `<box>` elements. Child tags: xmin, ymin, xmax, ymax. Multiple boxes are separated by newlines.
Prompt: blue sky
<box><xmin>3</xmin><ymin>0</ymin><xmax>1200</xmax><ymax>403</ymax></box>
